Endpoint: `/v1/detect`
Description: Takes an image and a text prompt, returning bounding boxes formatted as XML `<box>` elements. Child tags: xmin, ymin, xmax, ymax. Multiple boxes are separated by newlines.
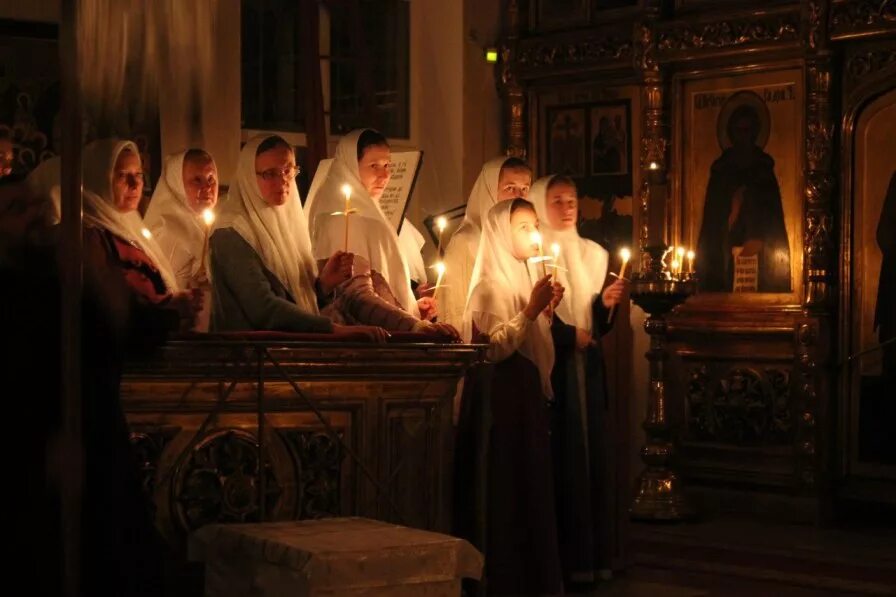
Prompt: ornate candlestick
<box><xmin>630</xmin><ymin>244</ymin><xmax>697</xmax><ymax>521</ymax></box>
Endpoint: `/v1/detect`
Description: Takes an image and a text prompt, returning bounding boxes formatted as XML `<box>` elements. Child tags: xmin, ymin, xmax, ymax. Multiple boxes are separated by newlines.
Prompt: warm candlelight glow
<box><xmin>687</xmin><ymin>250</ymin><xmax>695</xmax><ymax>274</ymax></box>
<box><xmin>202</xmin><ymin>207</ymin><xmax>215</xmax><ymax>227</ymax></box>
<box><xmin>675</xmin><ymin>246</ymin><xmax>685</xmax><ymax>276</ymax></box>
<box><xmin>437</xmin><ymin>216</ymin><xmax>447</xmax><ymax>233</ymax></box>
<box><xmin>433</xmin><ymin>261</ymin><xmax>447</xmax><ymax>303</ymax></box>
<box><xmin>141</xmin><ymin>227</ymin><xmax>152</xmax><ymax>239</ymax></box>
<box><xmin>341</xmin><ymin>184</ymin><xmax>352</xmax><ymax>200</ymax></box>
<box><xmin>619</xmin><ymin>247</ymin><xmax>631</xmax><ymax>279</ymax></box>
<box><xmin>551</xmin><ymin>242</ymin><xmax>561</xmax><ymax>259</ymax></box>
<box><xmin>671</xmin><ymin>259</ymin><xmax>680</xmax><ymax>274</ymax></box>
<box><xmin>648</xmin><ymin>161</ymin><xmax>659</xmax><ymax>170</ymax></box>
<box><xmin>530</xmin><ymin>231</ymin><xmax>547</xmax><ymax>277</ymax></box>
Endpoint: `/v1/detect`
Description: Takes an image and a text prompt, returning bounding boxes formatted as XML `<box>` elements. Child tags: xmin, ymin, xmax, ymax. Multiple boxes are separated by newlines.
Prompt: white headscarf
<box><xmin>26</xmin><ymin>155</ymin><xmax>61</xmax><ymax>225</ymax></box>
<box><xmin>447</xmin><ymin>156</ymin><xmax>508</xmax><ymax>260</ymax></box>
<box><xmin>530</xmin><ymin>175</ymin><xmax>608</xmax><ymax>331</ymax></box>
<box><xmin>213</xmin><ymin>134</ymin><xmax>319</xmax><ymax>315</ymax></box>
<box><xmin>465</xmin><ymin>200</ymin><xmax>555</xmax><ymax>398</ymax></box>
<box><xmin>81</xmin><ymin>139</ymin><xmax>180</xmax><ymax>293</ymax></box>
<box><xmin>144</xmin><ymin>151</ymin><xmax>208</xmax><ymax>283</ymax></box>
<box><xmin>305</xmin><ymin>129</ymin><xmax>418</xmax><ymax>315</ymax></box>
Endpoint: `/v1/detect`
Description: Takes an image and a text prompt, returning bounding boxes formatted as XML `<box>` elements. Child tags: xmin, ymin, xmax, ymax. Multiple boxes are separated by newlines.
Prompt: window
<box><xmin>241</xmin><ymin>0</ymin><xmax>411</xmax><ymax>140</ymax></box>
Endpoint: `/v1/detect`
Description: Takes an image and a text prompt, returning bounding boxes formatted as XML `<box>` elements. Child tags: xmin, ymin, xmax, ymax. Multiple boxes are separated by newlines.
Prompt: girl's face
<box><xmin>112</xmin><ymin>149</ymin><xmax>144</xmax><ymax>213</ymax></box>
<box><xmin>545</xmin><ymin>181</ymin><xmax>578</xmax><ymax>230</ymax></box>
<box><xmin>510</xmin><ymin>206</ymin><xmax>539</xmax><ymax>260</ymax></box>
<box><xmin>255</xmin><ymin>145</ymin><xmax>296</xmax><ymax>207</ymax></box>
<box><xmin>358</xmin><ymin>144</ymin><xmax>392</xmax><ymax>201</ymax></box>
<box><xmin>182</xmin><ymin>157</ymin><xmax>219</xmax><ymax>215</ymax></box>
<box><xmin>497</xmin><ymin>167</ymin><xmax>532</xmax><ymax>202</ymax></box>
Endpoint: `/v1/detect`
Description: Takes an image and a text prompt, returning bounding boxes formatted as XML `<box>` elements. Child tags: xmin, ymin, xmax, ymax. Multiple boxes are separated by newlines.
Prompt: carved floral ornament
<box><xmin>830</xmin><ymin>0</ymin><xmax>896</xmax><ymax>34</ymax></box>
<box><xmin>516</xmin><ymin>35</ymin><xmax>632</xmax><ymax>72</ymax></box>
<box><xmin>655</xmin><ymin>12</ymin><xmax>800</xmax><ymax>54</ymax></box>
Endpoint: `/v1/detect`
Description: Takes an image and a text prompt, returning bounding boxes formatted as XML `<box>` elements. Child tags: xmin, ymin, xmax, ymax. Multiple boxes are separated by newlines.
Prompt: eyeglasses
<box><xmin>256</xmin><ymin>166</ymin><xmax>301</xmax><ymax>181</ymax></box>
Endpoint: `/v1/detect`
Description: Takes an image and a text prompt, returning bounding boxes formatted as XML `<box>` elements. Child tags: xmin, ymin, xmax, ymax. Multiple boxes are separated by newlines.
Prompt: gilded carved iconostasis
<box><xmin>501</xmin><ymin>0</ymin><xmax>896</xmax><ymax>517</ymax></box>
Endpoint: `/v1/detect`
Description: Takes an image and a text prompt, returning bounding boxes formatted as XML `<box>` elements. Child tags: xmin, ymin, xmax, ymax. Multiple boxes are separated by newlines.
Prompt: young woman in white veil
<box><xmin>208</xmin><ymin>134</ymin><xmax>385</xmax><ymax>339</ymax></box>
<box><xmin>305</xmin><ymin>128</ymin><xmax>457</xmax><ymax>338</ymax></box>
<box><xmin>530</xmin><ymin>174</ymin><xmax>625</xmax><ymax>586</ymax></box>
<box><xmin>457</xmin><ymin>198</ymin><xmax>565</xmax><ymax>596</ymax></box>
<box><xmin>440</xmin><ymin>156</ymin><xmax>531</xmax><ymax>330</ymax></box>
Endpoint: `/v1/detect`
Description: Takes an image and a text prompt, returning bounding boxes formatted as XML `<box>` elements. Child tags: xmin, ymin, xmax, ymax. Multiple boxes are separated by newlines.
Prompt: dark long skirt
<box><xmin>455</xmin><ymin>352</ymin><xmax>564</xmax><ymax>596</ymax></box>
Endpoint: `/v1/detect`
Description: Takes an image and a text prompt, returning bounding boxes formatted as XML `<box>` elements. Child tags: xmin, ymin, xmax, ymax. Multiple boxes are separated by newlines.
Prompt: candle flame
<box><xmin>202</xmin><ymin>207</ymin><xmax>215</xmax><ymax>227</ymax></box>
<box><xmin>676</xmin><ymin>246</ymin><xmax>685</xmax><ymax>258</ymax></box>
<box><xmin>687</xmin><ymin>250</ymin><xmax>695</xmax><ymax>260</ymax></box>
<box><xmin>550</xmin><ymin>242</ymin><xmax>561</xmax><ymax>258</ymax></box>
<box><xmin>140</xmin><ymin>227</ymin><xmax>152</xmax><ymax>240</ymax></box>
<box><xmin>648</xmin><ymin>161</ymin><xmax>659</xmax><ymax>170</ymax></box>
<box><xmin>620</xmin><ymin>247</ymin><xmax>631</xmax><ymax>262</ymax></box>
<box><xmin>436</xmin><ymin>216</ymin><xmax>447</xmax><ymax>232</ymax></box>
<box><xmin>341</xmin><ymin>184</ymin><xmax>352</xmax><ymax>199</ymax></box>
<box><xmin>435</xmin><ymin>261</ymin><xmax>446</xmax><ymax>276</ymax></box>
<box><xmin>529</xmin><ymin>230</ymin><xmax>542</xmax><ymax>246</ymax></box>
<box><xmin>671</xmin><ymin>259</ymin><xmax>680</xmax><ymax>271</ymax></box>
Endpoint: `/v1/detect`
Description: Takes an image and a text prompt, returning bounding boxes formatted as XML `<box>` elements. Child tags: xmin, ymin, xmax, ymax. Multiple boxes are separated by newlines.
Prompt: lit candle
<box><xmin>341</xmin><ymin>183</ymin><xmax>352</xmax><ymax>252</ymax></box>
<box><xmin>199</xmin><ymin>207</ymin><xmax>215</xmax><ymax>269</ymax></box>
<box><xmin>607</xmin><ymin>247</ymin><xmax>631</xmax><ymax>324</ymax></box>
<box><xmin>436</xmin><ymin>216</ymin><xmax>447</xmax><ymax>257</ymax></box>
<box><xmin>140</xmin><ymin>227</ymin><xmax>152</xmax><ymax>240</ymax></box>
<box><xmin>619</xmin><ymin>247</ymin><xmax>631</xmax><ymax>280</ymax></box>
<box><xmin>551</xmin><ymin>242</ymin><xmax>561</xmax><ymax>263</ymax></box>
<box><xmin>530</xmin><ymin>230</ymin><xmax>547</xmax><ymax>277</ymax></box>
<box><xmin>675</xmin><ymin>247</ymin><xmax>685</xmax><ymax>277</ymax></box>
<box><xmin>433</xmin><ymin>261</ymin><xmax>446</xmax><ymax>305</ymax></box>
<box><xmin>687</xmin><ymin>250</ymin><xmax>695</xmax><ymax>275</ymax></box>
<box><xmin>671</xmin><ymin>259</ymin><xmax>681</xmax><ymax>277</ymax></box>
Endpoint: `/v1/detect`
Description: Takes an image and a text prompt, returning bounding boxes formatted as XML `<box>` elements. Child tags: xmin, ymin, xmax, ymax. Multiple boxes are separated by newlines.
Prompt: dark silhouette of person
<box><xmin>696</xmin><ymin>102</ymin><xmax>790</xmax><ymax>292</ymax></box>
<box><xmin>876</xmin><ymin>171</ymin><xmax>896</xmax><ymax>377</ymax></box>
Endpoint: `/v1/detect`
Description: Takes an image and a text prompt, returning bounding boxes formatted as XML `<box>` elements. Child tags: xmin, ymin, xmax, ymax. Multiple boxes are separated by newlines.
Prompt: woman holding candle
<box><xmin>144</xmin><ymin>149</ymin><xmax>220</xmax><ymax>330</ymax></box>
<box><xmin>305</xmin><ymin>129</ymin><xmax>458</xmax><ymax>339</ymax></box>
<box><xmin>441</xmin><ymin>156</ymin><xmax>533</xmax><ymax>330</ymax></box>
<box><xmin>531</xmin><ymin>174</ymin><xmax>625</xmax><ymax>587</ymax></box>
<box><xmin>456</xmin><ymin>198</ymin><xmax>565</xmax><ymax>596</ymax></box>
<box><xmin>209</xmin><ymin>134</ymin><xmax>384</xmax><ymax>338</ymax></box>
<box><xmin>81</xmin><ymin>139</ymin><xmax>202</xmax><ymax>330</ymax></box>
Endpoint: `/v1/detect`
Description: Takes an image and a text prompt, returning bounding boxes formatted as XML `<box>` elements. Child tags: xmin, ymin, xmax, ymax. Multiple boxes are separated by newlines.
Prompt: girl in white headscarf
<box><xmin>305</xmin><ymin>129</ymin><xmax>457</xmax><ymax>338</ymax></box>
<box><xmin>144</xmin><ymin>149</ymin><xmax>219</xmax><ymax>331</ymax></box>
<box><xmin>529</xmin><ymin>174</ymin><xmax>625</xmax><ymax>584</ymax></box>
<box><xmin>457</xmin><ymin>198</ymin><xmax>565</xmax><ymax>596</ymax></box>
<box><xmin>81</xmin><ymin>139</ymin><xmax>201</xmax><ymax>327</ymax></box>
<box><xmin>209</xmin><ymin>134</ymin><xmax>389</xmax><ymax>338</ymax></box>
<box><xmin>441</xmin><ymin>156</ymin><xmax>531</xmax><ymax>329</ymax></box>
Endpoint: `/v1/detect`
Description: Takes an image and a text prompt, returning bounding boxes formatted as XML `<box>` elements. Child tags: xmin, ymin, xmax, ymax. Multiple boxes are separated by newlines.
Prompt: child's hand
<box><xmin>524</xmin><ymin>275</ymin><xmax>554</xmax><ymax>320</ymax></box>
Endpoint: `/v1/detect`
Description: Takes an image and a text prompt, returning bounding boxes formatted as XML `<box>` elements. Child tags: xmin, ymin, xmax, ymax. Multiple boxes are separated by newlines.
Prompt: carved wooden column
<box><xmin>499</xmin><ymin>0</ymin><xmax>527</xmax><ymax>158</ymax></box>
<box><xmin>798</xmin><ymin>0</ymin><xmax>836</xmax><ymax>508</ymax></box>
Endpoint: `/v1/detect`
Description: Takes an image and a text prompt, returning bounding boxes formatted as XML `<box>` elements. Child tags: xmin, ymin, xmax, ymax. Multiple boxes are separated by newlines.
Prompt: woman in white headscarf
<box><xmin>81</xmin><ymin>138</ymin><xmax>201</xmax><ymax>328</ymax></box>
<box><xmin>305</xmin><ymin>128</ymin><xmax>457</xmax><ymax>338</ymax></box>
<box><xmin>209</xmin><ymin>134</ymin><xmax>388</xmax><ymax>339</ymax></box>
<box><xmin>144</xmin><ymin>149</ymin><xmax>219</xmax><ymax>330</ymax></box>
<box><xmin>440</xmin><ymin>156</ymin><xmax>531</xmax><ymax>329</ymax></box>
<box><xmin>530</xmin><ymin>174</ymin><xmax>625</xmax><ymax>585</ymax></box>
<box><xmin>457</xmin><ymin>198</ymin><xmax>564</xmax><ymax>596</ymax></box>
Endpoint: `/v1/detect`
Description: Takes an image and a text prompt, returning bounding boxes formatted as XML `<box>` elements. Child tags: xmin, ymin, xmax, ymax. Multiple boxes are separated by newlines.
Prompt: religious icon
<box><xmin>590</xmin><ymin>104</ymin><xmax>629</xmax><ymax>176</ymax></box>
<box><xmin>548</xmin><ymin>108</ymin><xmax>586</xmax><ymax>177</ymax></box>
<box><xmin>694</xmin><ymin>90</ymin><xmax>791</xmax><ymax>293</ymax></box>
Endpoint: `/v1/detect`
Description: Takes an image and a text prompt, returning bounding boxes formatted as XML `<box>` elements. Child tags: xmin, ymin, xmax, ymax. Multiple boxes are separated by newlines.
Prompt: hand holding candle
<box><xmin>199</xmin><ymin>207</ymin><xmax>215</xmax><ymax>271</ymax></box>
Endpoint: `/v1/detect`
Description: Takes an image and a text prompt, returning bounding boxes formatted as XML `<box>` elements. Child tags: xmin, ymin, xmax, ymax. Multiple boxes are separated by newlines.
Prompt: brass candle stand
<box><xmin>629</xmin><ymin>244</ymin><xmax>697</xmax><ymax>521</ymax></box>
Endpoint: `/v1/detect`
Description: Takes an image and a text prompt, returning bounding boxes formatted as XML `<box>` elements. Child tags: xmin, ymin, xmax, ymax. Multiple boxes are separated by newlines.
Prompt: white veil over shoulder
<box><xmin>81</xmin><ymin>138</ymin><xmax>180</xmax><ymax>293</ymax></box>
<box><xmin>529</xmin><ymin>175</ymin><xmax>609</xmax><ymax>331</ymax></box>
<box><xmin>464</xmin><ymin>199</ymin><xmax>555</xmax><ymax>398</ymax></box>
<box><xmin>212</xmin><ymin>134</ymin><xmax>319</xmax><ymax>314</ymax></box>
<box><xmin>304</xmin><ymin>129</ymin><xmax>418</xmax><ymax>315</ymax></box>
